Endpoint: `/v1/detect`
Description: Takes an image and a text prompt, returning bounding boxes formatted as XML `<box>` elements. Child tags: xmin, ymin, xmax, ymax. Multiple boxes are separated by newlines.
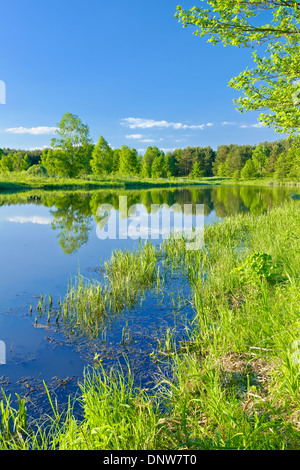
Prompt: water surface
<box><xmin>0</xmin><ymin>185</ymin><xmax>298</xmax><ymax>417</ymax></box>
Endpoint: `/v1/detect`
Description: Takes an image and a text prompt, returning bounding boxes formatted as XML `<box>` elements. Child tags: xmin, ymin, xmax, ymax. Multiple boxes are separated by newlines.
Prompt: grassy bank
<box><xmin>0</xmin><ymin>171</ymin><xmax>299</xmax><ymax>194</ymax></box>
<box><xmin>0</xmin><ymin>173</ymin><xmax>220</xmax><ymax>193</ymax></box>
<box><xmin>1</xmin><ymin>200</ymin><xmax>300</xmax><ymax>450</ymax></box>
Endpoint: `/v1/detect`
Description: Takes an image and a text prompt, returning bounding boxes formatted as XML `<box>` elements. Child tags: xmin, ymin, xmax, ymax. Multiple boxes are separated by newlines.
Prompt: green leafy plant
<box><xmin>233</xmin><ymin>252</ymin><xmax>283</xmax><ymax>284</ymax></box>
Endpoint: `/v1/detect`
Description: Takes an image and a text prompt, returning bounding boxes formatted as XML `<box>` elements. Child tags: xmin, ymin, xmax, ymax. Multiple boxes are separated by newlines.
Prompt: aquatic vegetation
<box><xmin>61</xmin><ymin>242</ymin><xmax>160</xmax><ymax>338</ymax></box>
<box><xmin>1</xmin><ymin>199</ymin><xmax>300</xmax><ymax>450</ymax></box>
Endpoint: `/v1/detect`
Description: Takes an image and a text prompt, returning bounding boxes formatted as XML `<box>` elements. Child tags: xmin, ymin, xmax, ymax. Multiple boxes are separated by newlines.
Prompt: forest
<box><xmin>0</xmin><ymin>126</ymin><xmax>299</xmax><ymax>182</ymax></box>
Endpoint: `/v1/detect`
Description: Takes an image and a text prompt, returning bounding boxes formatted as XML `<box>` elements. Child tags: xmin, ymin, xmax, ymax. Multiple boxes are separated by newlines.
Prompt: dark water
<box><xmin>0</xmin><ymin>185</ymin><xmax>298</xmax><ymax>419</ymax></box>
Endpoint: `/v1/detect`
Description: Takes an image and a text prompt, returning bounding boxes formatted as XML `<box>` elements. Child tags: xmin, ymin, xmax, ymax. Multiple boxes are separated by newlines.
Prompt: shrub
<box><xmin>27</xmin><ymin>165</ymin><xmax>48</xmax><ymax>177</ymax></box>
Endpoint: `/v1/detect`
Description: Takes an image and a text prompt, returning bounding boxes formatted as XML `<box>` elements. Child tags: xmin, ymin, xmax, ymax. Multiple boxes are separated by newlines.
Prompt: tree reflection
<box><xmin>50</xmin><ymin>194</ymin><xmax>93</xmax><ymax>254</ymax></box>
<box><xmin>0</xmin><ymin>185</ymin><xmax>296</xmax><ymax>254</ymax></box>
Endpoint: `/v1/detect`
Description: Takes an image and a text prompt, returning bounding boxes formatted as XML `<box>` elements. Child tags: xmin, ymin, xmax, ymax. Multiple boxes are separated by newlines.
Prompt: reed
<box><xmin>61</xmin><ymin>242</ymin><xmax>158</xmax><ymax>337</ymax></box>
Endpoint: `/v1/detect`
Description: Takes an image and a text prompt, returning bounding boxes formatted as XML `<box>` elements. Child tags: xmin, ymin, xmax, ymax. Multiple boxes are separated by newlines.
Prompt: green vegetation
<box><xmin>1</xmin><ymin>0</ymin><xmax>300</xmax><ymax>451</ymax></box>
<box><xmin>1</xmin><ymin>199</ymin><xmax>300</xmax><ymax>449</ymax></box>
<box><xmin>1</xmin><ymin>113</ymin><xmax>299</xmax><ymax>187</ymax></box>
<box><xmin>213</xmin><ymin>139</ymin><xmax>300</xmax><ymax>180</ymax></box>
<box><xmin>176</xmin><ymin>0</ymin><xmax>300</xmax><ymax>135</ymax></box>
<box><xmin>61</xmin><ymin>242</ymin><xmax>159</xmax><ymax>337</ymax></box>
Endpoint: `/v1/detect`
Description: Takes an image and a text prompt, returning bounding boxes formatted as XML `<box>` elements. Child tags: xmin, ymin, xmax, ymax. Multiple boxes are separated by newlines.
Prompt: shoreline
<box><xmin>0</xmin><ymin>175</ymin><xmax>300</xmax><ymax>194</ymax></box>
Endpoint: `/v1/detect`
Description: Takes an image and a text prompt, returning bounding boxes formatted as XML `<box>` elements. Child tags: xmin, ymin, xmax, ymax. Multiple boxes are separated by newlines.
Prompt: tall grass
<box><xmin>61</xmin><ymin>242</ymin><xmax>159</xmax><ymax>337</ymax></box>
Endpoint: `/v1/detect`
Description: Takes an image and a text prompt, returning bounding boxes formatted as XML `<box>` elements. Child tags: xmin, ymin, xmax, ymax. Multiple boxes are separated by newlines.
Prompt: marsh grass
<box><xmin>60</xmin><ymin>242</ymin><xmax>160</xmax><ymax>338</ymax></box>
<box><xmin>1</xmin><ymin>200</ymin><xmax>300</xmax><ymax>450</ymax></box>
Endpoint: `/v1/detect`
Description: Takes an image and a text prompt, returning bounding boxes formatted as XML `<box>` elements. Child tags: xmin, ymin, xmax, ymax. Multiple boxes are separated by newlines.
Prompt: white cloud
<box><xmin>28</xmin><ymin>145</ymin><xmax>51</xmax><ymax>151</ymax></box>
<box><xmin>122</xmin><ymin>118</ymin><xmax>213</xmax><ymax>130</ymax></box>
<box><xmin>221</xmin><ymin>121</ymin><xmax>265</xmax><ymax>129</ymax></box>
<box><xmin>7</xmin><ymin>216</ymin><xmax>52</xmax><ymax>225</ymax></box>
<box><xmin>239</xmin><ymin>122</ymin><xmax>265</xmax><ymax>129</ymax></box>
<box><xmin>139</xmin><ymin>139</ymin><xmax>155</xmax><ymax>143</ymax></box>
<box><xmin>125</xmin><ymin>134</ymin><xmax>144</xmax><ymax>140</ymax></box>
<box><xmin>6</xmin><ymin>126</ymin><xmax>57</xmax><ymax>135</ymax></box>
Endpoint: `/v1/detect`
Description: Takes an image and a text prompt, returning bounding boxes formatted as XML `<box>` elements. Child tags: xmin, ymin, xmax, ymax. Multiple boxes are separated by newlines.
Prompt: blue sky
<box><xmin>0</xmin><ymin>0</ymin><xmax>284</xmax><ymax>153</ymax></box>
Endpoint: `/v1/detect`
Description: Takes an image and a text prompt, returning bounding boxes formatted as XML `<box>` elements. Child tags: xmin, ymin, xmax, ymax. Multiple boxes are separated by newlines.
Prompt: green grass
<box><xmin>1</xmin><ymin>199</ymin><xmax>300</xmax><ymax>449</ymax></box>
<box><xmin>0</xmin><ymin>172</ymin><xmax>218</xmax><ymax>193</ymax></box>
<box><xmin>60</xmin><ymin>242</ymin><xmax>160</xmax><ymax>338</ymax></box>
<box><xmin>0</xmin><ymin>171</ymin><xmax>299</xmax><ymax>195</ymax></box>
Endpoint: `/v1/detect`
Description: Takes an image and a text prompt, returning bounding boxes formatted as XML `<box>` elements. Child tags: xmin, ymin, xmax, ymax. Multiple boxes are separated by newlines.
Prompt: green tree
<box><xmin>0</xmin><ymin>153</ymin><xmax>13</xmax><ymax>172</ymax></box>
<box><xmin>90</xmin><ymin>136</ymin><xmax>114</xmax><ymax>176</ymax></box>
<box><xmin>118</xmin><ymin>145</ymin><xmax>138</xmax><ymax>176</ymax></box>
<box><xmin>284</xmin><ymin>140</ymin><xmax>300</xmax><ymax>178</ymax></box>
<box><xmin>274</xmin><ymin>154</ymin><xmax>287</xmax><ymax>181</ymax></box>
<box><xmin>213</xmin><ymin>145</ymin><xmax>229</xmax><ymax>176</ymax></box>
<box><xmin>151</xmin><ymin>154</ymin><xmax>165</xmax><ymax>178</ymax></box>
<box><xmin>163</xmin><ymin>152</ymin><xmax>176</xmax><ymax>177</ymax></box>
<box><xmin>51</xmin><ymin>113</ymin><xmax>92</xmax><ymax>177</ymax></box>
<box><xmin>190</xmin><ymin>161</ymin><xmax>204</xmax><ymax>179</ymax></box>
<box><xmin>217</xmin><ymin>162</ymin><xmax>227</xmax><ymax>177</ymax></box>
<box><xmin>141</xmin><ymin>147</ymin><xmax>163</xmax><ymax>178</ymax></box>
<box><xmin>225</xmin><ymin>147</ymin><xmax>245</xmax><ymax>176</ymax></box>
<box><xmin>252</xmin><ymin>145</ymin><xmax>269</xmax><ymax>177</ymax></box>
<box><xmin>175</xmin><ymin>147</ymin><xmax>194</xmax><ymax>176</ymax></box>
<box><xmin>203</xmin><ymin>146</ymin><xmax>216</xmax><ymax>176</ymax></box>
<box><xmin>41</xmin><ymin>148</ymin><xmax>70</xmax><ymax>177</ymax></box>
<box><xmin>240</xmin><ymin>159</ymin><xmax>257</xmax><ymax>180</ymax></box>
<box><xmin>112</xmin><ymin>149</ymin><xmax>121</xmax><ymax>174</ymax></box>
<box><xmin>232</xmin><ymin>169</ymin><xmax>241</xmax><ymax>181</ymax></box>
<box><xmin>12</xmin><ymin>152</ymin><xmax>30</xmax><ymax>172</ymax></box>
<box><xmin>176</xmin><ymin>1</ymin><xmax>300</xmax><ymax>135</ymax></box>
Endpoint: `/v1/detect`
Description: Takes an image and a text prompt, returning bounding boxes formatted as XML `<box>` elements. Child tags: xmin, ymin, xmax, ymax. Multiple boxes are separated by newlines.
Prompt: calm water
<box><xmin>0</xmin><ymin>185</ymin><xmax>298</xmax><ymax>417</ymax></box>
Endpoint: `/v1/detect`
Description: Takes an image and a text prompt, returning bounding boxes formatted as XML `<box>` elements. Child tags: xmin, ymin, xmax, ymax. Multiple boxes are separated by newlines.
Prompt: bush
<box><xmin>27</xmin><ymin>165</ymin><xmax>48</xmax><ymax>177</ymax></box>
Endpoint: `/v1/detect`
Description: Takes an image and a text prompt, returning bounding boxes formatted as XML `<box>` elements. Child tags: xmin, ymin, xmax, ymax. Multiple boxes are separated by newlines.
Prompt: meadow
<box><xmin>0</xmin><ymin>170</ymin><xmax>299</xmax><ymax>194</ymax></box>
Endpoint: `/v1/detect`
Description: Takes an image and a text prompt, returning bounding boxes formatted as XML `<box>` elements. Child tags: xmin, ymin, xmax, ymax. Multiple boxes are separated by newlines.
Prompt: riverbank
<box><xmin>0</xmin><ymin>173</ymin><xmax>222</xmax><ymax>193</ymax></box>
<box><xmin>1</xmin><ymin>172</ymin><xmax>299</xmax><ymax>194</ymax></box>
<box><xmin>1</xmin><ymin>198</ymin><xmax>300</xmax><ymax>450</ymax></box>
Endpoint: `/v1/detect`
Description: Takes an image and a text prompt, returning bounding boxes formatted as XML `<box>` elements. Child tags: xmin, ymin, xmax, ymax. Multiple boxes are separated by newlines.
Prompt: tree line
<box><xmin>0</xmin><ymin>113</ymin><xmax>299</xmax><ymax>180</ymax></box>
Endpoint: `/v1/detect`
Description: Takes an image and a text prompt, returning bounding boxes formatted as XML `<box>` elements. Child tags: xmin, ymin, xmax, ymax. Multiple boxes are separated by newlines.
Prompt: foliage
<box><xmin>190</xmin><ymin>161</ymin><xmax>204</xmax><ymax>178</ymax></box>
<box><xmin>252</xmin><ymin>144</ymin><xmax>270</xmax><ymax>177</ymax></box>
<box><xmin>26</xmin><ymin>165</ymin><xmax>48</xmax><ymax>177</ymax></box>
<box><xmin>90</xmin><ymin>136</ymin><xmax>114</xmax><ymax>176</ymax></box>
<box><xmin>118</xmin><ymin>145</ymin><xmax>139</xmax><ymax>176</ymax></box>
<box><xmin>176</xmin><ymin>1</ymin><xmax>300</xmax><ymax>135</ymax></box>
<box><xmin>0</xmin><ymin>152</ymin><xmax>30</xmax><ymax>172</ymax></box>
<box><xmin>240</xmin><ymin>159</ymin><xmax>257</xmax><ymax>180</ymax></box>
<box><xmin>232</xmin><ymin>252</ymin><xmax>283</xmax><ymax>284</ymax></box>
<box><xmin>50</xmin><ymin>113</ymin><xmax>93</xmax><ymax>177</ymax></box>
<box><xmin>213</xmin><ymin>138</ymin><xmax>299</xmax><ymax>180</ymax></box>
<box><xmin>1</xmin><ymin>114</ymin><xmax>300</xmax><ymax>181</ymax></box>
